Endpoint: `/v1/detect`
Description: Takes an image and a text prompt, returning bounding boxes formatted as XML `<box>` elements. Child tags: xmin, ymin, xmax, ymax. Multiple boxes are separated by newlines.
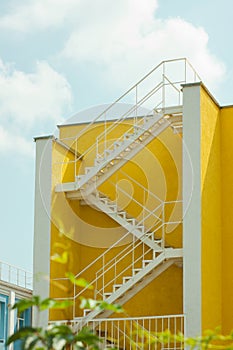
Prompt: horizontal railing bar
<box><xmin>50</xmin><ymin>314</ymin><xmax>185</xmax><ymax>323</ymax></box>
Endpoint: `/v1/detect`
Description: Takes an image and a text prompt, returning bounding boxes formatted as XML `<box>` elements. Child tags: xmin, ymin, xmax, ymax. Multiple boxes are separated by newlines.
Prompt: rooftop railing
<box><xmin>0</xmin><ymin>260</ymin><xmax>33</xmax><ymax>290</ymax></box>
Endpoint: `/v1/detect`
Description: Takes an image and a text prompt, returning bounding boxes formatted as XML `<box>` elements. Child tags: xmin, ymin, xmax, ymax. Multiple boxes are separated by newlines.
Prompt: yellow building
<box><xmin>33</xmin><ymin>58</ymin><xmax>233</xmax><ymax>345</ymax></box>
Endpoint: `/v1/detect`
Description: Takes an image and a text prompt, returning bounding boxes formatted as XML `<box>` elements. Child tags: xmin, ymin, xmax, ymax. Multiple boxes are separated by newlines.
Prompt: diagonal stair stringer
<box><xmin>56</xmin><ymin>112</ymin><xmax>171</xmax><ymax>196</ymax></box>
<box><xmin>73</xmin><ymin>248</ymin><xmax>183</xmax><ymax>331</ymax></box>
<box><xmin>75</xmin><ymin>191</ymin><xmax>163</xmax><ymax>251</ymax></box>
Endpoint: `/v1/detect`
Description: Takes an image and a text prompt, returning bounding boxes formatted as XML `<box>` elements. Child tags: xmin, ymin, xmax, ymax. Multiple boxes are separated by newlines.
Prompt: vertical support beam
<box><xmin>33</xmin><ymin>136</ymin><xmax>53</xmax><ymax>327</ymax></box>
<box><xmin>182</xmin><ymin>83</ymin><xmax>202</xmax><ymax>337</ymax></box>
<box><xmin>8</xmin><ymin>291</ymin><xmax>15</xmax><ymax>350</ymax></box>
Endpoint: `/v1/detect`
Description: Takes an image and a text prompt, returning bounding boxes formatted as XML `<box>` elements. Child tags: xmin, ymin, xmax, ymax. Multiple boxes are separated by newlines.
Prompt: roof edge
<box><xmin>33</xmin><ymin>135</ymin><xmax>54</xmax><ymax>142</ymax></box>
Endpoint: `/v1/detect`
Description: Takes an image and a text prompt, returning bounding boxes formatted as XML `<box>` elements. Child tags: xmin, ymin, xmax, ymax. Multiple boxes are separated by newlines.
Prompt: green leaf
<box><xmin>79</xmin><ymin>298</ymin><xmax>98</xmax><ymax>310</ymax></box>
<box><xmin>95</xmin><ymin>300</ymin><xmax>124</xmax><ymax>313</ymax></box>
<box><xmin>25</xmin><ymin>336</ymin><xmax>41</xmax><ymax>350</ymax></box>
<box><xmin>46</xmin><ymin>324</ymin><xmax>73</xmax><ymax>336</ymax></box>
<box><xmin>52</xmin><ymin>338</ymin><xmax>66</xmax><ymax>350</ymax></box>
<box><xmin>39</xmin><ymin>298</ymin><xmax>73</xmax><ymax>311</ymax></box>
<box><xmin>65</xmin><ymin>272</ymin><xmax>93</xmax><ymax>290</ymax></box>
<box><xmin>6</xmin><ymin>327</ymin><xmax>38</xmax><ymax>345</ymax></box>
<box><xmin>12</xmin><ymin>296</ymin><xmax>41</xmax><ymax>313</ymax></box>
<box><xmin>51</xmin><ymin>252</ymin><xmax>69</xmax><ymax>264</ymax></box>
<box><xmin>75</xmin><ymin>327</ymin><xmax>101</xmax><ymax>346</ymax></box>
<box><xmin>79</xmin><ymin>298</ymin><xmax>124</xmax><ymax>313</ymax></box>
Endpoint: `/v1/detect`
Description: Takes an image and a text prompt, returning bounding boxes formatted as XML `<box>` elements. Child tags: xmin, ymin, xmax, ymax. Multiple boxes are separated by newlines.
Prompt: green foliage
<box><xmin>136</xmin><ymin>328</ymin><xmax>233</xmax><ymax>350</ymax></box>
<box><xmin>51</xmin><ymin>251</ymin><xmax>69</xmax><ymax>264</ymax></box>
<box><xmin>7</xmin><ymin>324</ymin><xmax>101</xmax><ymax>350</ymax></box>
<box><xmin>7</xmin><ymin>291</ymin><xmax>124</xmax><ymax>350</ymax></box>
<box><xmin>79</xmin><ymin>297</ymin><xmax>124</xmax><ymax>313</ymax></box>
<box><xmin>8</xmin><ymin>294</ymin><xmax>233</xmax><ymax>350</ymax></box>
<box><xmin>12</xmin><ymin>296</ymin><xmax>73</xmax><ymax>314</ymax></box>
<box><xmin>65</xmin><ymin>273</ymin><xmax>94</xmax><ymax>290</ymax></box>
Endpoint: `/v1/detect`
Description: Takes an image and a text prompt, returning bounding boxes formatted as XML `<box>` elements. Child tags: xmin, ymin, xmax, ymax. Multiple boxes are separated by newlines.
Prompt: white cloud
<box><xmin>0</xmin><ymin>125</ymin><xmax>33</xmax><ymax>157</ymax></box>
<box><xmin>0</xmin><ymin>60</ymin><xmax>72</xmax><ymax>129</ymax></box>
<box><xmin>61</xmin><ymin>1</ymin><xmax>225</xmax><ymax>92</ymax></box>
<box><xmin>0</xmin><ymin>59</ymin><xmax>72</xmax><ymax>157</ymax></box>
<box><xmin>0</xmin><ymin>1</ymin><xmax>225</xmax><ymax>93</ymax></box>
<box><xmin>0</xmin><ymin>0</ymin><xmax>80</xmax><ymax>31</ymax></box>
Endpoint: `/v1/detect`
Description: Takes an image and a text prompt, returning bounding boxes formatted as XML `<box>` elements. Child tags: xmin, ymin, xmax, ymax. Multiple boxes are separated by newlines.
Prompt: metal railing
<box><xmin>0</xmin><ymin>261</ymin><xmax>33</xmax><ymax>290</ymax></box>
<box><xmin>54</xmin><ymin>58</ymin><xmax>201</xmax><ymax>183</ymax></box>
<box><xmin>50</xmin><ymin>314</ymin><xmax>185</xmax><ymax>350</ymax></box>
<box><xmin>52</xmin><ymin>193</ymin><xmax>182</xmax><ymax>319</ymax></box>
<box><xmin>51</xmin><ymin>59</ymin><xmax>187</xmax><ymax>321</ymax></box>
<box><xmin>52</xmin><ymin>167</ymin><xmax>182</xmax><ymax>318</ymax></box>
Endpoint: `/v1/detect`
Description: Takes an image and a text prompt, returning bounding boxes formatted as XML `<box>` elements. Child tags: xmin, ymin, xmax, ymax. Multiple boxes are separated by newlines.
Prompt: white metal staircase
<box><xmin>80</xmin><ymin>249</ymin><xmax>182</xmax><ymax>323</ymax></box>
<box><xmin>68</xmin><ymin>169</ymin><xmax>167</xmax><ymax>251</ymax></box>
<box><xmin>53</xmin><ymin>59</ymin><xmax>200</xmax><ymax>333</ymax></box>
<box><xmin>83</xmin><ymin>191</ymin><xmax>163</xmax><ymax>251</ymax></box>
<box><xmin>56</xmin><ymin>108</ymin><xmax>182</xmax><ymax>197</ymax></box>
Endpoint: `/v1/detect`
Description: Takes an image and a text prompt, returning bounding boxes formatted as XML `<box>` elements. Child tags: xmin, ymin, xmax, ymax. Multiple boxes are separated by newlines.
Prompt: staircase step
<box><xmin>142</xmin><ymin>260</ymin><xmax>153</xmax><ymax>268</ymax></box>
<box><xmin>123</xmin><ymin>133</ymin><xmax>134</xmax><ymax>141</ymax></box>
<box><xmin>83</xmin><ymin>309</ymin><xmax>91</xmax><ymax>317</ymax></box>
<box><xmin>123</xmin><ymin>276</ymin><xmax>132</xmax><ymax>283</ymax></box>
<box><xmin>117</xmin><ymin>211</ymin><xmax>126</xmax><ymax>217</ymax></box>
<box><xmin>103</xmin><ymin>292</ymin><xmax>112</xmax><ymax>299</ymax></box>
<box><xmin>136</xmin><ymin>225</ymin><xmax>145</xmax><ymax>232</ymax></box>
<box><xmin>113</xmin><ymin>284</ymin><xmax>122</xmax><ymax>292</ymax></box>
<box><xmin>104</xmin><ymin>149</ymin><xmax>113</xmax><ymax>158</ymax></box>
<box><xmin>94</xmin><ymin>157</ymin><xmax>104</xmax><ymax>166</ymax></box>
<box><xmin>97</xmin><ymin>168</ymin><xmax>106</xmax><ymax>175</ymax></box>
<box><xmin>132</xmin><ymin>268</ymin><xmax>142</xmax><ymax>275</ymax></box>
<box><xmin>85</xmin><ymin>167</ymin><xmax>93</xmax><ymax>174</ymax></box>
<box><xmin>114</xmin><ymin>141</ymin><xmax>122</xmax><ymax>149</ymax></box>
<box><xmin>99</xmin><ymin>197</ymin><xmax>108</xmax><ymax>204</ymax></box>
<box><xmin>127</xmin><ymin>218</ymin><xmax>136</xmax><ymax>225</ymax></box>
<box><xmin>108</xmin><ymin>206</ymin><xmax>117</xmax><ymax>212</ymax></box>
<box><xmin>76</xmin><ymin>175</ymin><xmax>83</xmax><ymax>182</ymax></box>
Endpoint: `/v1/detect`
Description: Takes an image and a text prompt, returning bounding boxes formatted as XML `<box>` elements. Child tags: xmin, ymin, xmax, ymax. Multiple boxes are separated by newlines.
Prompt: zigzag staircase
<box><xmin>56</xmin><ymin>107</ymin><xmax>182</xmax><ymax>198</ymax></box>
<box><xmin>72</xmin><ymin>182</ymin><xmax>182</xmax><ymax>330</ymax></box>
<box><xmin>54</xmin><ymin>59</ymin><xmax>200</xmax><ymax>331</ymax></box>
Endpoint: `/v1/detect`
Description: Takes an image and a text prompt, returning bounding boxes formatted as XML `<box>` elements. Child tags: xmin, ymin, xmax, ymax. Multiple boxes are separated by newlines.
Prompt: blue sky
<box><xmin>0</xmin><ymin>0</ymin><xmax>232</xmax><ymax>272</ymax></box>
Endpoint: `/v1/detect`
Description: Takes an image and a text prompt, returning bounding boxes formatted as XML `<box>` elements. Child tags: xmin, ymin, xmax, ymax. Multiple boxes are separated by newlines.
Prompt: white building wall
<box><xmin>33</xmin><ymin>136</ymin><xmax>53</xmax><ymax>327</ymax></box>
<box><xmin>182</xmin><ymin>83</ymin><xmax>202</xmax><ymax>337</ymax></box>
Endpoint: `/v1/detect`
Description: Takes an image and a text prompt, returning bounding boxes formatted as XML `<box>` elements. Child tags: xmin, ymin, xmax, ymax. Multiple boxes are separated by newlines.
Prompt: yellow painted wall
<box><xmin>49</xmin><ymin>118</ymin><xmax>183</xmax><ymax>320</ymax></box>
<box><xmin>220</xmin><ymin>105</ymin><xmax>233</xmax><ymax>333</ymax></box>
<box><xmin>200</xmin><ymin>87</ymin><xmax>222</xmax><ymax>331</ymax></box>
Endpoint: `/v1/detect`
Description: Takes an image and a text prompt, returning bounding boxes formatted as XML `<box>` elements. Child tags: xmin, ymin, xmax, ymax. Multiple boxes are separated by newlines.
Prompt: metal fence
<box><xmin>0</xmin><ymin>260</ymin><xmax>33</xmax><ymax>290</ymax></box>
<box><xmin>50</xmin><ymin>314</ymin><xmax>185</xmax><ymax>350</ymax></box>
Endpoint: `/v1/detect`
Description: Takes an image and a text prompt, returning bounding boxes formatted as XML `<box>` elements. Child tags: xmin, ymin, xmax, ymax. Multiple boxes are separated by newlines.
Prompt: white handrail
<box><xmin>0</xmin><ymin>261</ymin><xmax>33</xmax><ymax>290</ymax></box>
<box><xmin>56</xmin><ymin>58</ymin><xmax>200</xmax><ymax>181</ymax></box>
<box><xmin>95</xmin><ymin>241</ymin><xmax>153</xmax><ymax>298</ymax></box>
<box><xmin>50</xmin><ymin>314</ymin><xmax>185</xmax><ymax>349</ymax></box>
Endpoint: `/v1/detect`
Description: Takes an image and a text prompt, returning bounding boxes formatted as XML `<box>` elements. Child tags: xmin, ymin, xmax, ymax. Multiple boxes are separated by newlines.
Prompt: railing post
<box><xmin>132</xmin><ymin>235</ymin><xmax>135</xmax><ymax>269</ymax></box>
<box><xmin>73</xmin><ymin>283</ymin><xmax>76</xmax><ymax>320</ymax></box>
<box><xmin>102</xmin><ymin>255</ymin><xmax>105</xmax><ymax>297</ymax></box>
<box><xmin>75</xmin><ymin>137</ymin><xmax>78</xmax><ymax>179</ymax></box>
<box><xmin>116</xmin><ymin>179</ymin><xmax>118</xmax><ymax>209</ymax></box>
<box><xmin>9</xmin><ymin>265</ymin><xmax>11</xmax><ymax>284</ymax></box>
<box><xmin>162</xmin><ymin>203</ymin><xmax>165</xmax><ymax>250</ymax></box>
<box><xmin>143</xmin><ymin>187</ymin><xmax>146</xmax><ymax>225</ymax></box>
<box><xmin>114</xmin><ymin>257</ymin><xmax>117</xmax><ymax>285</ymax></box>
<box><xmin>135</xmin><ymin>84</ymin><xmax>138</xmax><ymax>126</ymax></box>
<box><xmin>104</xmin><ymin>111</ymin><xmax>107</xmax><ymax>155</ymax></box>
<box><xmin>184</xmin><ymin>58</ymin><xmax>187</xmax><ymax>83</ymax></box>
<box><xmin>162</xmin><ymin>62</ymin><xmax>165</xmax><ymax>110</ymax></box>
